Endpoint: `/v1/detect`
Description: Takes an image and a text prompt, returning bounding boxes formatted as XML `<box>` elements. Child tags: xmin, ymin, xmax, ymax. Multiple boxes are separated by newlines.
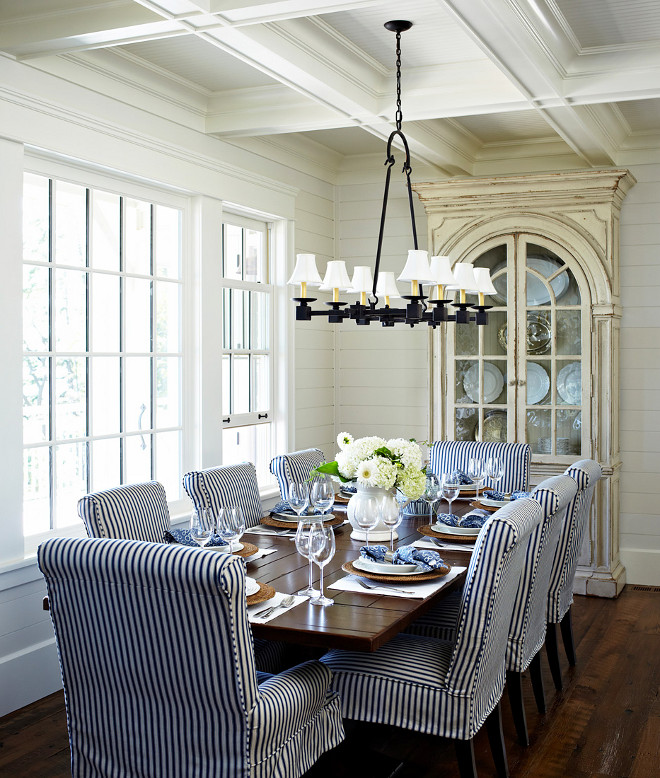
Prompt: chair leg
<box><xmin>529</xmin><ymin>651</ymin><xmax>546</xmax><ymax>714</ymax></box>
<box><xmin>506</xmin><ymin>669</ymin><xmax>529</xmax><ymax>747</ymax></box>
<box><xmin>454</xmin><ymin>738</ymin><xmax>478</xmax><ymax>778</ymax></box>
<box><xmin>485</xmin><ymin>701</ymin><xmax>510</xmax><ymax>778</ymax></box>
<box><xmin>560</xmin><ymin>607</ymin><xmax>577</xmax><ymax>666</ymax></box>
<box><xmin>545</xmin><ymin>621</ymin><xmax>563</xmax><ymax>691</ymax></box>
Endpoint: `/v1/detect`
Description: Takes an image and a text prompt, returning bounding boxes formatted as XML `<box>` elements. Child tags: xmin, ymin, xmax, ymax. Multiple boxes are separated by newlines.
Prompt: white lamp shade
<box><xmin>375</xmin><ymin>271</ymin><xmax>401</xmax><ymax>299</ymax></box>
<box><xmin>320</xmin><ymin>260</ymin><xmax>352</xmax><ymax>290</ymax></box>
<box><xmin>397</xmin><ymin>249</ymin><xmax>432</xmax><ymax>283</ymax></box>
<box><xmin>473</xmin><ymin>267</ymin><xmax>498</xmax><ymax>296</ymax></box>
<box><xmin>350</xmin><ymin>266</ymin><xmax>373</xmax><ymax>294</ymax></box>
<box><xmin>428</xmin><ymin>255</ymin><xmax>455</xmax><ymax>285</ymax></box>
<box><xmin>287</xmin><ymin>253</ymin><xmax>322</xmax><ymax>286</ymax></box>
<box><xmin>450</xmin><ymin>262</ymin><xmax>478</xmax><ymax>293</ymax></box>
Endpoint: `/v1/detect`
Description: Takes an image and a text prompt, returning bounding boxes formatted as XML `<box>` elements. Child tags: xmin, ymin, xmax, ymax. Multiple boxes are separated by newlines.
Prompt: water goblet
<box><xmin>295</xmin><ymin>517</ymin><xmax>322</xmax><ymax>597</ymax></box>
<box><xmin>311</xmin><ymin>476</ymin><xmax>334</xmax><ymax>516</ymax></box>
<box><xmin>486</xmin><ymin>455</ymin><xmax>504</xmax><ymax>493</ymax></box>
<box><xmin>309</xmin><ymin>524</ymin><xmax>336</xmax><ymax>607</ymax></box>
<box><xmin>422</xmin><ymin>473</ymin><xmax>440</xmax><ymax>526</ymax></box>
<box><xmin>288</xmin><ymin>482</ymin><xmax>310</xmax><ymax>517</ymax></box>
<box><xmin>468</xmin><ymin>457</ymin><xmax>485</xmax><ymax>500</ymax></box>
<box><xmin>353</xmin><ymin>496</ymin><xmax>379</xmax><ymax>547</ymax></box>
<box><xmin>441</xmin><ymin>473</ymin><xmax>460</xmax><ymax>519</ymax></box>
<box><xmin>219</xmin><ymin>506</ymin><xmax>245</xmax><ymax>552</ymax></box>
<box><xmin>379</xmin><ymin>493</ymin><xmax>403</xmax><ymax>551</ymax></box>
<box><xmin>190</xmin><ymin>507</ymin><xmax>215</xmax><ymax>548</ymax></box>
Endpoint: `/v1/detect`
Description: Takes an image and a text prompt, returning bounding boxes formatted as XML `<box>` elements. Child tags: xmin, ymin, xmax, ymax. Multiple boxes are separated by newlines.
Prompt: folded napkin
<box><xmin>451</xmin><ymin>469</ymin><xmax>474</xmax><ymax>485</ymax></box>
<box><xmin>164</xmin><ymin>529</ymin><xmax>228</xmax><ymax>548</ymax></box>
<box><xmin>459</xmin><ymin>509</ymin><xmax>490</xmax><ymax>528</ymax></box>
<box><xmin>272</xmin><ymin>500</ymin><xmax>326</xmax><ymax>516</ymax></box>
<box><xmin>511</xmin><ymin>490</ymin><xmax>532</xmax><ymax>500</ymax></box>
<box><xmin>360</xmin><ymin>544</ymin><xmax>446</xmax><ymax>573</ymax></box>
<box><xmin>483</xmin><ymin>489</ymin><xmax>509</xmax><ymax>501</ymax></box>
<box><xmin>435</xmin><ymin>513</ymin><xmax>461</xmax><ymax>527</ymax></box>
<box><xmin>340</xmin><ymin>484</ymin><xmax>357</xmax><ymax>494</ymax></box>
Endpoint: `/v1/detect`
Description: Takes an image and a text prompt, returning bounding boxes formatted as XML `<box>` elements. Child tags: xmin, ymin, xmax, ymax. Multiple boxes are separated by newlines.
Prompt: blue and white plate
<box><xmin>433</xmin><ymin>523</ymin><xmax>481</xmax><ymax>537</ymax></box>
<box><xmin>353</xmin><ymin>557</ymin><xmax>421</xmax><ymax>576</ymax></box>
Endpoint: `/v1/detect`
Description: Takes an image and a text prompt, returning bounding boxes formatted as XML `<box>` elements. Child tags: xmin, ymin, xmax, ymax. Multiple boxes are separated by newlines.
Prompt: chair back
<box><xmin>39</xmin><ymin>536</ymin><xmax>259</xmax><ymax>778</ymax></box>
<box><xmin>183</xmin><ymin>462</ymin><xmax>263</xmax><ymax>528</ymax></box>
<box><xmin>269</xmin><ymin>448</ymin><xmax>325</xmax><ymax>501</ymax></box>
<box><xmin>547</xmin><ymin>459</ymin><xmax>602</xmax><ymax>623</ymax></box>
<box><xmin>77</xmin><ymin>481</ymin><xmax>170</xmax><ymax>543</ymax></box>
<box><xmin>429</xmin><ymin>441</ymin><xmax>531</xmax><ymax>493</ymax></box>
<box><xmin>506</xmin><ymin>474</ymin><xmax>578</xmax><ymax>671</ymax></box>
<box><xmin>444</xmin><ymin>497</ymin><xmax>542</xmax><ymax>724</ymax></box>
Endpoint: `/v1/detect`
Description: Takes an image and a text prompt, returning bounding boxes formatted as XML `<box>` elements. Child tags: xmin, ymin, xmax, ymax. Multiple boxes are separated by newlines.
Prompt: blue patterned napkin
<box><xmin>164</xmin><ymin>529</ymin><xmax>228</xmax><ymax>548</ymax></box>
<box><xmin>435</xmin><ymin>513</ymin><xmax>461</xmax><ymax>527</ymax></box>
<box><xmin>359</xmin><ymin>544</ymin><xmax>446</xmax><ymax>573</ymax></box>
<box><xmin>272</xmin><ymin>500</ymin><xmax>326</xmax><ymax>516</ymax></box>
<box><xmin>459</xmin><ymin>509</ymin><xmax>490</xmax><ymax>528</ymax></box>
<box><xmin>483</xmin><ymin>489</ymin><xmax>509</xmax><ymax>501</ymax></box>
<box><xmin>511</xmin><ymin>490</ymin><xmax>532</xmax><ymax>500</ymax></box>
<box><xmin>451</xmin><ymin>469</ymin><xmax>474</xmax><ymax>485</ymax></box>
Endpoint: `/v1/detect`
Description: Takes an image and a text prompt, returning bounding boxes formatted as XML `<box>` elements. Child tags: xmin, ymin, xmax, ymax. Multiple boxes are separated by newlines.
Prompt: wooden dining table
<box><xmin>246</xmin><ymin>499</ymin><xmax>477</xmax><ymax>653</ymax></box>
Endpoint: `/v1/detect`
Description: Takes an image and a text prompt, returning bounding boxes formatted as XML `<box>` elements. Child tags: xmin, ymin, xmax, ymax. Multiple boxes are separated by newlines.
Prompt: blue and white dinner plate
<box><xmin>272</xmin><ymin>512</ymin><xmax>335</xmax><ymax>523</ymax></box>
<box><xmin>433</xmin><ymin>523</ymin><xmax>481</xmax><ymax>537</ymax></box>
<box><xmin>353</xmin><ymin>557</ymin><xmax>421</xmax><ymax>576</ymax></box>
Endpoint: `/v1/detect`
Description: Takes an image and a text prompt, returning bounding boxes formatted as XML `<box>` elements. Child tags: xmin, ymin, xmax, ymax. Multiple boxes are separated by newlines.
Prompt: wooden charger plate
<box><xmin>342</xmin><ymin>559</ymin><xmax>450</xmax><ymax>583</ymax></box>
<box><xmin>264</xmin><ymin>514</ymin><xmax>344</xmax><ymax>529</ymax></box>
<box><xmin>233</xmin><ymin>541</ymin><xmax>259</xmax><ymax>558</ymax></box>
<box><xmin>417</xmin><ymin>524</ymin><xmax>477</xmax><ymax>544</ymax></box>
<box><xmin>247</xmin><ymin>582</ymin><xmax>275</xmax><ymax>606</ymax></box>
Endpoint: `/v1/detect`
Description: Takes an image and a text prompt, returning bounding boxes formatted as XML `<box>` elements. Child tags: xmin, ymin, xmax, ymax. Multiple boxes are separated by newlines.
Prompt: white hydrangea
<box><xmin>386</xmin><ymin>438</ymin><xmax>423</xmax><ymax>470</ymax></box>
<box><xmin>397</xmin><ymin>466</ymin><xmax>426</xmax><ymax>500</ymax></box>
<box><xmin>336</xmin><ymin>431</ymin><xmax>353</xmax><ymax>450</ymax></box>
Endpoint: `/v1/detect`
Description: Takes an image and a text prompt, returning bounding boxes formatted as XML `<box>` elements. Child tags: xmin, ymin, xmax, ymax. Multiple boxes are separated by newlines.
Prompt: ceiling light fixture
<box><xmin>288</xmin><ymin>20</ymin><xmax>495</xmax><ymax>328</ymax></box>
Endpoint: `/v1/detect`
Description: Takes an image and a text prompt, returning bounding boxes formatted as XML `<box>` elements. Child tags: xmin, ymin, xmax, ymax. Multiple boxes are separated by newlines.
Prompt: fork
<box><xmin>355</xmin><ymin>579</ymin><xmax>416</xmax><ymax>596</ymax></box>
<box><xmin>252</xmin><ymin>594</ymin><xmax>296</xmax><ymax>619</ymax></box>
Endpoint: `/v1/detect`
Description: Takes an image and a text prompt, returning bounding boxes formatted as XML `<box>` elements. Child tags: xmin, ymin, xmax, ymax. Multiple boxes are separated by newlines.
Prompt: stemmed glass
<box><xmin>295</xmin><ymin>517</ymin><xmax>322</xmax><ymax>597</ymax></box>
<box><xmin>218</xmin><ymin>506</ymin><xmax>245</xmax><ymax>552</ymax></box>
<box><xmin>421</xmin><ymin>474</ymin><xmax>440</xmax><ymax>526</ymax></box>
<box><xmin>468</xmin><ymin>457</ymin><xmax>485</xmax><ymax>500</ymax></box>
<box><xmin>288</xmin><ymin>482</ymin><xmax>310</xmax><ymax>517</ymax></box>
<box><xmin>486</xmin><ymin>456</ymin><xmax>504</xmax><ymax>493</ymax></box>
<box><xmin>309</xmin><ymin>524</ymin><xmax>336</xmax><ymax>607</ymax></box>
<box><xmin>441</xmin><ymin>473</ymin><xmax>460</xmax><ymax>519</ymax></box>
<box><xmin>190</xmin><ymin>507</ymin><xmax>215</xmax><ymax>548</ymax></box>
<box><xmin>353</xmin><ymin>496</ymin><xmax>379</xmax><ymax>547</ymax></box>
<box><xmin>379</xmin><ymin>493</ymin><xmax>403</xmax><ymax>551</ymax></box>
<box><xmin>311</xmin><ymin>477</ymin><xmax>334</xmax><ymax>516</ymax></box>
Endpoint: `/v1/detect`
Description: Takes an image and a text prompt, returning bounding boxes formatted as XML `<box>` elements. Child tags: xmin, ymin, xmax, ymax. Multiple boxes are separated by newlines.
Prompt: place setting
<box><xmin>261</xmin><ymin>478</ymin><xmax>348</xmax><ymax>530</ymax></box>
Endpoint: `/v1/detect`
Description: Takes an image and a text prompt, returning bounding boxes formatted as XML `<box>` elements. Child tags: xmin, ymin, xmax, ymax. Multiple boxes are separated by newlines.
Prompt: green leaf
<box><xmin>310</xmin><ymin>461</ymin><xmax>352</xmax><ymax>483</ymax></box>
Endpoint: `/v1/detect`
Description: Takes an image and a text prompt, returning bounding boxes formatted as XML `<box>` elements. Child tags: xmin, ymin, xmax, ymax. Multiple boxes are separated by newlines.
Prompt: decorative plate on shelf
<box><xmin>480</xmin><ymin>410</ymin><xmax>507</xmax><ymax>443</ymax></box>
<box><xmin>526</xmin><ymin>257</ymin><xmax>569</xmax><ymax>305</ymax></box>
<box><xmin>498</xmin><ymin>312</ymin><xmax>551</xmax><ymax>356</ymax></box>
<box><xmin>463</xmin><ymin>362</ymin><xmax>504</xmax><ymax>403</ymax></box>
<box><xmin>526</xmin><ymin>362</ymin><xmax>550</xmax><ymax>405</ymax></box>
<box><xmin>557</xmin><ymin>362</ymin><xmax>581</xmax><ymax>405</ymax></box>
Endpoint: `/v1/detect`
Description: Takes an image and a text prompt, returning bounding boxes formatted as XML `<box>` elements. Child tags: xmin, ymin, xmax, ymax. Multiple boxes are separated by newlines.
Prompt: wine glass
<box><xmin>468</xmin><ymin>457</ymin><xmax>485</xmax><ymax>500</ymax></box>
<box><xmin>295</xmin><ymin>517</ymin><xmax>322</xmax><ymax>597</ymax></box>
<box><xmin>421</xmin><ymin>473</ymin><xmax>440</xmax><ymax>526</ymax></box>
<box><xmin>218</xmin><ymin>506</ymin><xmax>245</xmax><ymax>552</ymax></box>
<box><xmin>309</xmin><ymin>524</ymin><xmax>336</xmax><ymax>607</ymax></box>
<box><xmin>353</xmin><ymin>496</ymin><xmax>379</xmax><ymax>547</ymax></box>
<box><xmin>486</xmin><ymin>455</ymin><xmax>504</xmax><ymax>494</ymax></box>
<box><xmin>441</xmin><ymin>473</ymin><xmax>460</xmax><ymax>519</ymax></box>
<box><xmin>288</xmin><ymin>482</ymin><xmax>310</xmax><ymax>517</ymax></box>
<box><xmin>379</xmin><ymin>493</ymin><xmax>403</xmax><ymax>551</ymax></box>
<box><xmin>190</xmin><ymin>507</ymin><xmax>215</xmax><ymax>548</ymax></box>
<box><xmin>311</xmin><ymin>476</ymin><xmax>334</xmax><ymax>516</ymax></box>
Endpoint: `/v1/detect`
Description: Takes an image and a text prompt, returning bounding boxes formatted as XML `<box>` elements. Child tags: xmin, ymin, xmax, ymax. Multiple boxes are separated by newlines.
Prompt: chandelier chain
<box><xmin>395</xmin><ymin>31</ymin><xmax>403</xmax><ymax>130</ymax></box>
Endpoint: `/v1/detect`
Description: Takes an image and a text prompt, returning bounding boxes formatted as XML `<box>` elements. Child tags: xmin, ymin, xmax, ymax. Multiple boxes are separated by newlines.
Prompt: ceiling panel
<box><xmin>299</xmin><ymin>126</ymin><xmax>385</xmax><ymax>155</ymax></box>
<box><xmin>617</xmin><ymin>98</ymin><xmax>660</xmax><ymax>133</ymax></box>
<box><xmin>554</xmin><ymin>0</ymin><xmax>660</xmax><ymax>48</ymax></box>
<box><xmin>454</xmin><ymin>110</ymin><xmax>556</xmax><ymax>144</ymax></box>
<box><xmin>119</xmin><ymin>36</ymin><xmax>278</xmax><ymax>92</ymax></box>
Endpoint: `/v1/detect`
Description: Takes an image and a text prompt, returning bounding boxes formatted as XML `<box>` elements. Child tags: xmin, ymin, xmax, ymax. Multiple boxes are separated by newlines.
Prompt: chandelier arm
<box><xmin>372</xmin><ymin>148</ymin><xmax>396</xmax><ymax>302</ymax></box>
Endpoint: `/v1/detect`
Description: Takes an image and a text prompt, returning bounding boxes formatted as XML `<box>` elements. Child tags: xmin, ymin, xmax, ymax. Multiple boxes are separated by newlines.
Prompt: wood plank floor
<box><xmin>1</xmin><ymin>585</ymin><xmax>658</xmax><ymax>777</ymax></box>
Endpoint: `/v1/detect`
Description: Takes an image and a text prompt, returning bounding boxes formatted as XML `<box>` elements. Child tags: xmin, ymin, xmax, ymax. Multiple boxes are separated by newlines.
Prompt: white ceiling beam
<box><xmin>193</xmin><ymin>0</ymin><xmax>383</xmax><ymax>25</ymax></box>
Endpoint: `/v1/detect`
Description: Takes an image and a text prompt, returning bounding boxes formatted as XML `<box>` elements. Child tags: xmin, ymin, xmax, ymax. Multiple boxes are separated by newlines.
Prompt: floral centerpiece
<box><xmin>313</xmin><ymin>432</ymin><xmax>426</xmax><ymax>501</ymax></box>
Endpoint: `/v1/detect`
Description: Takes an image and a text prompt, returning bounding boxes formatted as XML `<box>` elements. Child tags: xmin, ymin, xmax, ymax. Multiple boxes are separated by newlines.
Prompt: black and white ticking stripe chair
<box><xmin>77</xmin><ymin>480</ymin><xmax>170</xmax><ymax>542</ymax></box>
<box><xmin>183</xmin><ymin>462</ymin><xmax>263</xmax><ymax>528</ymax></box>
<box><xmin>39</xmin><ymin>536</ymin><xmax>345</xmax><ymax>778</ymax></box>
<box><xmin>429</xmin><ymin>440</ymin><xmax>532</xmax><ymax>494</ymax></box>
<box><xmin>269</xmin><ymin>447</ymin><xmax>325</xmax><ymax>502</ymax></box>
<box><xmin>545</xmin><ymin>459</ymin><xmax>602</xmax><ymax>690</ymax></box>
<box><xmin>321</xmin><ymin>497</ymin><xmax>543</xmax><ymax>778</ymax></box>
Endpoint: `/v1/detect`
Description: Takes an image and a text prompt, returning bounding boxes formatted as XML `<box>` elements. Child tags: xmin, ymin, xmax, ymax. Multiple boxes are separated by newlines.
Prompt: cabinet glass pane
<box><xmin>557</xmin><ymin>310</ymin><xmax>581</xmax><ymax>355</ymax></box>
<box><xmin>455</xmin><ymin>321</ymin><xmax>478</xmax><ymax>355</ymax></box>
<box><xmin>527</xmin><ymin>360</ymin><xmax>551</xmax><ymax>405</ymax></box>
<box><xmin>484</xmin><ymin>361</ymin><xmax>506</xmax><ymax>404</ymax></box>
<box><xmin>556</xmin><ymin>361</ymin><xmax>581</xmax><ymax>405</ymax></box>
<box><xmin>483</xmin><ymin>410</ymin><xmax>507</xmax><ymax>443</ymax></box>
<box><xmin>527</xmin><ymin>408</ymin><xmax>551</xmax><ymax>454</ymax></box>
<box><xmin>557</xmin><ymin>409</ymin><xmax>581</xmax><ymax>456</ymax></box>
<box><xmin>484</xmin><ymin>310</ymin><xmax>507</xmax><ymax>357</ymax></box>
<box><xmin>474</xmin><ymin>245</ymin><xmax>508</xmax><ymax>305</ymax></box>
<box><xmin>455</xmin><ymin>360</ymin><xmax>478</xmax><ymax>404</ymax></box>
<box><xmin>456</xmin><ymin>407</ymin><xmax>478</xmax><ymax>441</ymax></box>
<box><xmin>525</xmin><ymin>311</ymin><xmax>552</xmax><ymax>356</ymax></box>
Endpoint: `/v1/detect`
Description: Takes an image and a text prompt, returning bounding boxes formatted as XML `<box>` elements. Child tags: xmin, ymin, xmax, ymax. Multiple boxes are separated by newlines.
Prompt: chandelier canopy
<box><xmin>288</xmin><ymin>20</ymin><xmax>496</xmax><ymax>328</ymax></box>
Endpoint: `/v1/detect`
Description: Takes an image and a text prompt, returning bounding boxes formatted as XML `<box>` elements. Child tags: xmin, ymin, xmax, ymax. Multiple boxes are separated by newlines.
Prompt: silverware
<box><xmin>356</xmin><ymin>579</ymin><xmax>416</xmax><ymax>596</ymax></box>
<box><xmin>252</xmin><ymin>594</ymin><xmax>296</xmax><ymax>619</ymax></box>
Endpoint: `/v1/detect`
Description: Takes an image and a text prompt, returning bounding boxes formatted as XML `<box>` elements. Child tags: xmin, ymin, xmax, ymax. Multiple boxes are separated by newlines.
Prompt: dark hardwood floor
<box><xmin>1</xmin><ymin>585</ymin><xmax>658</xmax><ymax>777</ymax></box>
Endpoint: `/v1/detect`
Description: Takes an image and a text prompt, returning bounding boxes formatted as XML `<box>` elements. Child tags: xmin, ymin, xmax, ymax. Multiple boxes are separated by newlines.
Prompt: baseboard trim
<box><xmin>0</xmin><ymin>638</ymin><xmax>62</xmax><ymax>718</ymax></box>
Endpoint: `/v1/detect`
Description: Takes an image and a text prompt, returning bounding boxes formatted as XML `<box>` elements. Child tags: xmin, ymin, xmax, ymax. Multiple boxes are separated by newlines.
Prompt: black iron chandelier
<box><xmin>288</xmin><ymin>20</ymin><xmax>496</xmax><ymax>328</ymax></box>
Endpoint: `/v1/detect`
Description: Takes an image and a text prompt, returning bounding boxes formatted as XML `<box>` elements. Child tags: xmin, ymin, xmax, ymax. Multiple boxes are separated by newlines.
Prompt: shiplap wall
<box><xmin>618</xmin><ymin>162</ymin><xmax>660</xmax><ymax>585</ymax></box>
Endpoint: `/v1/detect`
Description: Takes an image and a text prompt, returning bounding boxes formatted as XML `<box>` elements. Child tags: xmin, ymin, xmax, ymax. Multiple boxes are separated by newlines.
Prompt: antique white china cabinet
<box><xmin>414</xmin><ymin>170</ymin><xmax>635</xmax><ymax>597</ymax></box>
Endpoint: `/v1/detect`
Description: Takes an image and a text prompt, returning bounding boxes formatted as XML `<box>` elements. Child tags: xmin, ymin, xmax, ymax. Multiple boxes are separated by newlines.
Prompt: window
<box><xmin>22</xmin><ymin>172</ymin><xmax>184</xmax><ymax>537</ymax></box>
<box><xmin>221</xmin><ymin>215</ymin><xmax>274</xmax><ymax>486</ymax></box>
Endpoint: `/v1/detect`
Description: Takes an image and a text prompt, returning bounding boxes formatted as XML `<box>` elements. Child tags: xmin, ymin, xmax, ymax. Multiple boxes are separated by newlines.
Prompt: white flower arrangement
<box><xmin>314</xmin><ymin>432</ymin><xmax>426</xmax><ymax>500</ymax></box>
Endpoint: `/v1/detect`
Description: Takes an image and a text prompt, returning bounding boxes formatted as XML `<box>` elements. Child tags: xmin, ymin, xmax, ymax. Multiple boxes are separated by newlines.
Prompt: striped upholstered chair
<box><xmin>269</xmin><ymin>447</ymin><xmax>325</xmax><ymax>502</ymax></box>
<box><xmin>77</xmin><ymin>480</ymin><xmax>170</xmax><ymax>542</ymax></box>
<box><xmin>39</xmin><ymin>536</ymin><xmax>345</xmax><ymax>778</ymax></box>
<box><xmin>183</xmin><ymin>462</ymin><xmax>263</xmax><ymax>528</ymax></box>
<box><xmin>429</xmin><ymin>440</ymin><xmax>532</xmax><ymax>493</ymax></box>
<box><xmin>545</xmin><ymin>459</ymin><xmax>602</xmax><ymax>689</ymax></box>
<box><xmin>321</xmin><ymin>498</ymin><xmax>543</xmax><ymax>778</ymax></box>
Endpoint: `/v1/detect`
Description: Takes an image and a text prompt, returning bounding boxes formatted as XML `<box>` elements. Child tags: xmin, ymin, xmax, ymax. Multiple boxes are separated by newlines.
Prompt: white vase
<box><xmin>347</xmin><ymin>484</ymin><xmax>398</xmax><ymax>542</ymax></box>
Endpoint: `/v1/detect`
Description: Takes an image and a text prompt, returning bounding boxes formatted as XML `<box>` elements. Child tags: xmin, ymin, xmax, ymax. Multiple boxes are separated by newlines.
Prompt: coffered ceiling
<box><xmin>2</xmin><ymin>0</ymin><xmax>660</xmax><ymax>174</ymax></box>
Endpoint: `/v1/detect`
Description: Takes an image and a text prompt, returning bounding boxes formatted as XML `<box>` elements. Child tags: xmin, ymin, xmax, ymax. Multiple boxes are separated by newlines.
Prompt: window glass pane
<box><xmin>92</xmin><ymin>357</ymin><xmax>120</xmax><ymax>436</ymax></box>
<box><xmin>24</xmin><ymin>447</ymin><xmax>50</xmax><ymax>535</ymax></box>
<box><xmin>156</xmin><ymin>281</ymin><xmax>180</xmax><ymax>353</ymax></box>
<box><xmin>54</xmin><ymin>442</ymin><xmax>87</xmax><ymax>528</ymax></box>
<box><xmin>124</xmin><ymin>277</ymin><xmax>151</xmax><ymax>353</ymax></box>
<box><xmin>222</xmin><ymin>354</ymin><xmax>231</xmax><ymax>416</ymax></box>
<box><xmin>251</xmin><ymin>355</ymin><xmax>269</xmax><ymax>412</ymax></box>
<box><xmin>222</xmin><ymin>423</ymin><xmax>272</xmax><ymax>485</ymax></box>
<box><xmin>156</xmin><ymin>430</ymin><xmax>181</xmax><ymax>499</ymax></box>
<box><xmin>23</xmin><ymin>174</ymin><xmax>49</xmax><ymax>264</ymax></box>
<box><xmin>125</xmin><ymin>433</ymin><xmax>152</xmax><ymax>483</ymax></box>
<box><xmin>156</xmin><ymin>357</ymin><xmax>180</xmax><ymax>428</ymax></box>
<box><xmin>233</xmin><ymin>355</ymin><xmax>250</xmax><ymax>414</ymax></box>
<box><xmin>232</xmin><ymin>290</ymin><xmax>249</xmax><ymax>350</ymax></box>
<box><xmin>55</xmin><ymin>357</ymin><xmax>86</xmax><ymax>440</ymax></box>
<box><xmin>54</xmin><ymin>181</ymin><xmax>86</xmax><ymax>268</ymax></box>
<box><xmin>55</xmin><ymin>269</ymin><xmax>87</xmax><ymax>352</ymax></box>
<box><xmin>125</xmin><ymin>198</ymin><xmax>152</xmax><ymax>275</ymax></box>
<box><xmin>155</xmin><ymin>205</ymin><xmax>181</xmax><ymax>279</ymax></box>
<box><xmin>223</xmin><ymin>224</ymin><xmax>242</xmax><ymax>280</ymax></box>
<box><xmin>251</xmin><ymin>291</ymin><xmax>269</xmax><ymax>350</ymax></box>
<box><xmin>23</xmin><ymin>356</ymin><xmax>50</xmax><ymax>444</ymax></box>
<box><xmin>91</xmin><ymin>438</ymin><xmax>120</xmax><ymax>492</ymax></box>
<box><xmin>557</xmin><ymin>310</ymin><xmax>581</xmax><ymax>355</ymax></box>
<box><xmin>23</xmin><ymin>265</ymin><xmax>50</xmax><ymax>352</ymax></box>
<box><xmin>91</xmin><ymin>191</ymin><xmax>120</xmax><ymax>271</ymax></box>
<box><xmin>125</xmin><ymin>356</ymin><xmax>151</xmax><ymax>433</ymax></box>
<box><xmin>244</xmin><ymin>229</ymin><xmax>263</xmax><ymax>283</ymax></box>
<box><xmin>91</xmin><ymin>274</ymin><xmax>120</xmax><ymax>352</ymax></box>
<box><xmin>222</xmin><ymin>288</ymin><xmax>231</xmax><ymax>350</ymax></box>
